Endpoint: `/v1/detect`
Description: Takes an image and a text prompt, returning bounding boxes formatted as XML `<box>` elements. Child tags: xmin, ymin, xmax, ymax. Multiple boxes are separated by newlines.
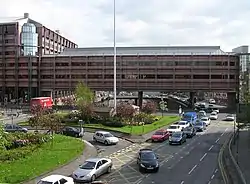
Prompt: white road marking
<box><xmin>208</xmin><ymin>145</ymin><xmax>214</xmax><ymax>151</ymax></box>
<box><xmin>200</xmin><ymin>153</ymin><xmax>207</xmax><ymax>161</ymax></box>
<box><xmin>136</xmin><ymin>179</ymin><xmax>142</xmax><ymax>184</ymax></box>
<box><xmin>188</xmin><ymin>164</ymin><xmax>197</xmax><ymax>175</ymax></box>
<box><xmin>215</xmin><ymin>138</ymin><xmax>220</xmax><ymax>143</ymax></box>
<box><xmin>211</xmin><ymin>174</ymin><xmax>215</xmax><ymax>179</ymax></box>
<box><xmin>214</xmin><ymin>168</ymin><xmax>218</xmax><ymax>173</ymax></box>
<box><xmin>181</xmin><ymin>181</ymin><xmax>185</xmax><ymax>184</ymax></box>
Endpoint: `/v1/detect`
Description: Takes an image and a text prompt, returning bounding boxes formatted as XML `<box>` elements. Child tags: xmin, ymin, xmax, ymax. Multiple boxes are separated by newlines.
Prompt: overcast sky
<box><xmin>0</xmin><ymin>0</ymin><xmax>249</xmax><ymax>51</ymax></box>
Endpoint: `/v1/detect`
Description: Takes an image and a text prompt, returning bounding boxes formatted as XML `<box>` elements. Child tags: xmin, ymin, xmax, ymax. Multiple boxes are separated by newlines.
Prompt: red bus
<box><xmin>30</xmin><ymin>97</ymin><xmax>53</xmax><ymax>109</ymax></box>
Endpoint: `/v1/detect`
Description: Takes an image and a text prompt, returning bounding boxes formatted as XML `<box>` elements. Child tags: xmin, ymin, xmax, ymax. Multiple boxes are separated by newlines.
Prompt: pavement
<box><xmin>95</xmin><ymin>115</ymin><xmax>233</xmax><ymax>184</ymax></box>
<box><xmin>230</xmin><ymin>128</ymin><xmax>250</xmax><ymax>183</ymax></box>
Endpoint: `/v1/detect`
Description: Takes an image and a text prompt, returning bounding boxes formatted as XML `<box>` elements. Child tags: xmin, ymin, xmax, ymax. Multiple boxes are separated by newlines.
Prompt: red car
<box><xmin>151</xmin><ymin>129</ymin><xmax>170</xmax><ymax>142</ymax></box>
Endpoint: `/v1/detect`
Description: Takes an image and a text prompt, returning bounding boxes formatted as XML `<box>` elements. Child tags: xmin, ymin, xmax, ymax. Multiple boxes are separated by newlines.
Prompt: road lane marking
<box><xmin>215</xmin><ymin>138</ymin><xmax>220</xmax><ymax>143</ymax></box>
<box><xmin>188</xmin><ymin>164</ymin><xmax>197</xmax><ymax>175</ymax></box>
<box><xmin>208</xmin><ymin>145</ymin><xmax>214</xmax><ymax>151</ymax></box>
<box><xmin>200</xmin><ymin>153</ymin><xmax>207</xmax><ymax>161</ymax></box>
<box><xmin>214</xmin><ymin>168</ymin><xmax>218</xmax><ymax>173</ymax></box>
<box><xmin>211</xmin><ymin>174</ymin><xmax>215</xmax><ymax>179</ymax></box>
<box><xmin>181</xmin><ymin>181</ymin><xmax>185</xmax><ymax>184</ymax></box>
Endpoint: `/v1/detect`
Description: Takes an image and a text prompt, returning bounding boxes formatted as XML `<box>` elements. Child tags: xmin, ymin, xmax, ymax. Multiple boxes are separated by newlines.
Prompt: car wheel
<box><xmin>93</xmin><ymin>137</ymin><xmax>97</xmax><ymax>142</ymax></box>
<box><xmin>91</xmin><ymin>174</ymin><xmax>96</xmax><ymax>182</ymax></box>
<box><xmin>75</xmin><ymin>134</ymin><xmax>78</xmax><ymax>137</ymax></box>
<box><xmin>107</xmin><ymin>166</ymin><xmax>112</xmax><ymax>173</ymax></box>
<box><xmin>104</xmin><ymin>140</ymin><xmax>109</xmax><ymax>145</ymax></box>
<box><xmin>155</xmin><ymin>167</ymin><xmax>159</xmax><ymax>172</ymax></box>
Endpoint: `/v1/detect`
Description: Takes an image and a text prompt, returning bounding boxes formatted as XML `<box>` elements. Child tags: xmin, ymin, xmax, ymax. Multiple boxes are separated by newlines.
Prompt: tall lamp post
<box><xmin>113</xmin><ymin>0</ymin><xmax>117</xmax><ymax>115</ymax></box>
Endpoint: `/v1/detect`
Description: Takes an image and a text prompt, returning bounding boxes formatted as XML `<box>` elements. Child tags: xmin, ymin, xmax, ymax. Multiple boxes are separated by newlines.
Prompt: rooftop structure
<box><xmin>59</xmin><ymin>46</ymin><xmax>227</xmax><ymax>56</ymax></box>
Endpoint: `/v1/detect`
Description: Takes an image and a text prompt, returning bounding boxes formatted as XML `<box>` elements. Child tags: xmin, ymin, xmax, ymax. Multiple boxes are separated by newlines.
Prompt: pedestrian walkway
<box><xmin>231</xmin><ymin>128</ymin><xmax>250</xmax><ymax>183</ymax></box>
<box><xmin>24</xmin><ymin>140</ymin><xmax>97</xmax><ymax>184</ymax></box>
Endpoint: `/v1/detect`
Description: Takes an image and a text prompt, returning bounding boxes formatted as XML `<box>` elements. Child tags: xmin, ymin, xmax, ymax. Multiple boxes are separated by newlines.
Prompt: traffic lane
<box><xmin>100</xmin><ymin>141</ymin><xmax>178</xmax><ymax>184</ymax></box>
<box><xmin>136</xmin><ymin>125</ymin><xmax>229</xmax><ymax>184</ymax></box>
<box><xmin>183</xmin><ymin>130</ymin><xmax>232</xmax><ymax>184</ymax></box>
<box><xmin>103</xmin><ymin>126</ymin><xmax>216</xmax><ymax>184</ymax></box>
<box><xmin>82</xmin><ymin>132</ymin><xmax>132</xmax><ymax>157</ymax></box>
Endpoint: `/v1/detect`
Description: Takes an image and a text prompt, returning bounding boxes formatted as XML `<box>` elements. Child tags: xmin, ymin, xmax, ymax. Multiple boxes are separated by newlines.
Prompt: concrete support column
<box><xmin>138</xmin><ymin>91</ymin><xmax>143</xmax><ymax>108</ymax></box>
<box><xmin>227</xmin><ymin>92</ymin><xmax>236</xmax><ymax>110</ymax></box>
<box><xmin>190</xmin><ymin>92</ymin><xmax>195</xmax><ymax>108</ymax></box>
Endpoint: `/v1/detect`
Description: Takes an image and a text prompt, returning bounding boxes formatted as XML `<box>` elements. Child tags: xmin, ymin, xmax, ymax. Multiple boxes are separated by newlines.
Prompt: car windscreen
<box><xmin>184</xmin><ymin>127</ymin><xmax>192</xmax><ymax>131</ymax></box>
<box><xmin>195</xmin><ymin>122</ymin><xmax>203</xmax><ymax>126</ymax></box>
<box><xmin>80</xmin><ymin>161</ymin><xmax>96</xmax><ymax>169</ymax></box>
<box><xmin>201</xmin><ymin>117</ymin><xmax>208</xmax><ymax>121</ymax></box>
<box><xmin>154</xmin><ymin>131</ymin><xmax>164</xmax><ymax>135</ymax></box>
<box><xmin>179</xmin><ymin>122</ymin><xmax>186</xmax><ymax>125</ymax></box>
<box><xmin>104</xmin><ymin>133</ymin><xmax>114</xmax><ymax>137</ymax></box>
<box><xmin>169</xmin><ymin>125</ymin><xmax>178</xmax><ymax>129</ymax></box>
<box><xmin>183</xmin><ymin>115</ymin><xmax>192</xmax><ymax>120</ymax></box>
<box><xmin>141</xmin><ymin>152</ymin><xmax>156</xmax><ymax>160</ymax></box>
<box><xmin>211</xmin><ymin>113</ymin><xmax>217</xmax><ymax>115</ymax></box>
<box><xmin>172</xmin><ymin>133</ymin><xmax>182</xmax><ymax>138</ymax></box>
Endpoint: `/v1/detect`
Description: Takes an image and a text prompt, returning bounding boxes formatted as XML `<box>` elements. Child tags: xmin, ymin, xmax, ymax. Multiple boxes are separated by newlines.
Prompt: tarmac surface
<box><xmin>96</xmin><ymin>116</ymin><xmax>233</xmax><ymax>184</ymax></box>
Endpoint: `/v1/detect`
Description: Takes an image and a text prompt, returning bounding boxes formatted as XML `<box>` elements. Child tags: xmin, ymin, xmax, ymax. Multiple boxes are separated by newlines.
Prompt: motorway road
<box><xmin>96</xmin><ymin>115</ymin><xmax>233</xmax><ymax>184</ymax></box>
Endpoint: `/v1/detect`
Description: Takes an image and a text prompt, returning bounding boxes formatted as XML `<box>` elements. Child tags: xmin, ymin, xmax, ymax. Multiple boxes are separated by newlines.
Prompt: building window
<box><xmin>175</xmin><ymin>75</ymin><xmax>191</xmax><ymax>79</ymax></box>
<box><xmin>193</xmin><ymin>75</ymin><xmax>209</xmax><ymax>79</ymax></box>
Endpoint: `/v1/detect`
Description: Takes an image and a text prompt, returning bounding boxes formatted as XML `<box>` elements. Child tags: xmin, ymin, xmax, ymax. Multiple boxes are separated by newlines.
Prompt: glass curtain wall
<box><xmin>21</xmin><ymin>23</ymin><xmax>38</xmax><ymax>56</ymax></box>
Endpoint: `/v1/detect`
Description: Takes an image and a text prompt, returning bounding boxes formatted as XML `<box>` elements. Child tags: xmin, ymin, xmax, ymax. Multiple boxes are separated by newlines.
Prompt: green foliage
<box><xmin>134</xmin><ymin>112</ymin><xmax>157</xmax><ymax>125</ymax></box>
<box><xmin>75</xmin><ymin>81</ymin><xmax>94</xmax><ymax>105</ymax></box>
<box><xmin>0</xmin><ymin>123</ymin><xmax>9</xmax><ymax>150</ymax></box>
<box><xmin>101</xmin><ymin>117</ymin><xmax>126</xmax><ymax>127</ymax></box>
<box><xmin>0</xmin><ymin>133</ymin><xmax>51</xmax><ymax>162</ymax></box>
<box><xmin>0</xmin><ymin>135</ymin><xmax>84</xmax><ymax>183</ymax></box>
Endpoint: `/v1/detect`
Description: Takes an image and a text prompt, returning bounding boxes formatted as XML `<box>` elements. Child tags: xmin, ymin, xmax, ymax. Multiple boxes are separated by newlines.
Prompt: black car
<box><xmin>137</xmin><ymin>149</ymin><xmax>159</xmax><ymax>172</ymax></box>
<box><xmin>169</xmin><ymin>132</ymin><xmax>187</xmax><ymax>145</ymax></box>
<box><xmin>61</xmin><ymin>127</ymin><xmax>83</xmax><ymax>138</ymax></box>
<box><xmin>183</xmin><ymin>127</ymin><xmax>196</xmax><ymax>138</ymax></box>
<box><xmin>4</xmin><ymin>124</ymin><xmax>28</xmax><ymax>133</ymax></box>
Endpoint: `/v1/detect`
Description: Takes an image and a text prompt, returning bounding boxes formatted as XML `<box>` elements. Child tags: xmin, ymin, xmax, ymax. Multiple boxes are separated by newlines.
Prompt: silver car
<box><xmin>72</xmin><ymin>158</ymin><xmax>112</xmax><ymax>183</ymax></box>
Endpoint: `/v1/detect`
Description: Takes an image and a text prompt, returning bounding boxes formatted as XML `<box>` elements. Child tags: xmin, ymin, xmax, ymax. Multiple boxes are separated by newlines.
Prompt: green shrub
<box><xmin>0</xmin><ymin>145</ymin><xmax>39</xmax><ymax>162</ymax></box>
<box><xmin>101</xmin><ymin>117</ymin><xmax>125</xmax><ymax>127</ymax></box>
<box><xmin>134</xmin><ymin>113</ymin><xmax>157</xmax><ymax>124</ymax></box>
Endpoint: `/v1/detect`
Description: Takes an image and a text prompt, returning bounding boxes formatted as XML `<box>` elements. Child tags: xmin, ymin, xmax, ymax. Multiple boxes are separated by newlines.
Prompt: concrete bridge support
<box><xmin>138</xmin><ymin>91</ymin><xmax>143</xmax><ymax>108</ymax></box>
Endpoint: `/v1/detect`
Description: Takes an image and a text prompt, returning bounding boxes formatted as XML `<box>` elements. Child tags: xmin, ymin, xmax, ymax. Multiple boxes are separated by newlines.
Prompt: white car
<box><xmin>209</xmin><ymin>99</ymin><xmax>216</xmax><ymax>104</ymax></box>
<box><xmin>225</xmin><ymin>114</ymin><xmax>235</xmax><ymax>121</ymax></box>
<box><xmin>213</xmin><ymin>108</ymin><xmax>219</xmax><ymax>114</ymax></box>
<box><xmin>178</xmin><ymin>121</ymin><xmax>190</xmax><ymax>130</ymax></box>
<box><xmin>167</xmin><ymin>125</ymin><xmax>182</xmax><ymax>134</ymax></box>
<box><xmin>200</xmin><ymin>117</ymin><xmax>210</xmax><ymax>126</ymax></box>
<box><xmin>93</xmin><ymin>131</ymin><xmax>119</xmax><ymax>145</ymax></box>
<box><xmin>37</xmin><ymin>174</ymin><xmax>74</xmax><ymax>184</ymax></box>
<box><xmin>209</xmin><ymin>112</ymin><xmax>218</xmax><ymax>120</ymax></box>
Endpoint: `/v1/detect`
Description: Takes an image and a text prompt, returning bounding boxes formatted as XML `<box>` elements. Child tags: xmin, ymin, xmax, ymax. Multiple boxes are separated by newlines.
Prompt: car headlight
<box><xmin>86</xmin><ymin>173</ymin><xmax>91</xmax><ymax>178</ymax></box>
<box><xmin>140</xmin><ymin>163</ymin><xmax>145</xmax><ymax>168</ymax></box>
<box><xmin>156</xmin><ymin>163</ymin><xmax>159</xmax><ymax>167</ymax></box>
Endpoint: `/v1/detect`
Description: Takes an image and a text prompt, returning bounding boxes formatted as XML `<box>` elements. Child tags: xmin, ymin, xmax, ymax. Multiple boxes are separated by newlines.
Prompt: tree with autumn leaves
<box><xmin>141</xmin><ymin>101</ymin><xmax>157</xmax><ymax>114</ymax></box>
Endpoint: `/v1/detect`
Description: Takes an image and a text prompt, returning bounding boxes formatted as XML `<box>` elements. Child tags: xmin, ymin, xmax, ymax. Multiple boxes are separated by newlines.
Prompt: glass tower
<box><xmin>21</xmin><ymin>23</ymin><xmax>38</xmax><ymax>56</ymax></box>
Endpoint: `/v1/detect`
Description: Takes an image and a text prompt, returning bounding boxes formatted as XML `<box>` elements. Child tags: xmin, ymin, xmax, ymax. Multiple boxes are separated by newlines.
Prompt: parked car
<box><xmin>93</xmin><ymin>131</ymin><xmax>119</xmax><ymax>145</ymax></box>
<box><xmin>178</xmin><ymin>121</ymin><xmax>190</xmax><ymax>130</ymax></box>
<box><xmin>72</xmin><ymin>158</ymin><xmax>112</xmax><ymax>183</ymax></box>
<box><xmin>183</xmin><ymin>127</ymin><xmax>196</xmax><ymax>138</ymax></box>
<box><xmin>4</xmin><ymin>124</ymin><xmax>28</xmax><ymax>133</ymax></box>
<box><xmin>225</xmin><ymin>114</ymin><xmax>235</xmax><ymax>121</ymax></box>
<box><xmin>200</xmin><ymin>116</ymin><xmax>210</xmax><ymax>126</ymax></box>
<box><xmin>209</xmin><ymin>112</ymin><xmax>218</xmax><ymax>120</ymax></box>
<box><xmin>213</xmin><ymin>108</ymin><xmax>219</xmax><ymax>114</ymax></box>
<box><xmin>169</xmin><ymin>132</ymin><xmax>187</xmax><ymax>145</ymax></box>
<box><xmin>151</xmin><ymin>129</ymin><xmax>169</xmax><ymax>142</ymax></box>
<box><xmin>194</xmin><ymin>121</ymin><xmax>206</xmax><ymax>132</ymax></box>
<box><xmin>137</xmin><ymin>149</ymin><xmax>159</xmax><ymax>172</ymax></box>
<box><xmin>167</xmin><ymin>124</ymin><xmax>182</xmax><ymax>135</ymax></box>
<box><xmin>61</xmin><ymin>127</ymin><xmax>83</xmax><ymax>138</ymax></box>
<box><xmin>37</xmin><ymin>174</ymin><xmax>74</xmax><ymax>184</ymax></box>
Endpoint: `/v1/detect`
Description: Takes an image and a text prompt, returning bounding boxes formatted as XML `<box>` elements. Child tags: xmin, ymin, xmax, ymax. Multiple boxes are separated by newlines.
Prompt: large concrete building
<box><xmin>0</xmin><ymin>13</ymin><xmax>77</xmax><ymax>102</ymax></box>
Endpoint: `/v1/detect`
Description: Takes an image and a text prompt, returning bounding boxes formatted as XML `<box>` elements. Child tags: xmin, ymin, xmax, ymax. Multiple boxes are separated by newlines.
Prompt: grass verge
<box><xmin>84</xmin><ymin>116</ymin><xmax>180</xmax><ymax>135</ymax></box>
<box><xmin>0</xmin><ymin>135</ymin><xmax>85</xmax><ymax>183</ymax></box>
